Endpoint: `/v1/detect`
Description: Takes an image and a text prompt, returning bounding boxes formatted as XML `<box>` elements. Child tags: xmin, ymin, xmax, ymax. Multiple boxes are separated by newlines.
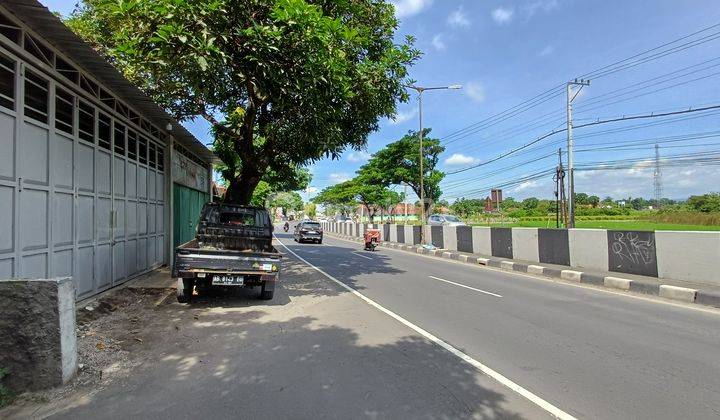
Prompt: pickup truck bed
<box><xmin>173</xmin><ymin>238</ymin><xmax>281</xmax><ymax>302</ymax></box>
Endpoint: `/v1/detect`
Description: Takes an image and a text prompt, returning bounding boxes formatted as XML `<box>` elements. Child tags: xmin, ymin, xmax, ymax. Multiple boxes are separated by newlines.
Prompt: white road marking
<box><xmin>322</xmin><ymin>234</ymin><xmax>720</xmax><ymax>316</ymax></box>
<box><xmin>428</xmin><ymin>275</ymin><xmax>503</xmax><ymax>298</ymax></box>
<box><xmin>275</xmin><ymin>236</ymin><xmax>576</xmax><ymax>420</ymax></box>
<box><xmin>351</xmin><ymin>251</ymin><xmax>373</xmax><ymax>260</ymax></box>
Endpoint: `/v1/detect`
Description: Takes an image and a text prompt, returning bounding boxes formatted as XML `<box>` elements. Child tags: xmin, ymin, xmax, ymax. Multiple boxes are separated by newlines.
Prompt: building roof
<box><xmin>3</xmin><ymin>0</ymin><xmax>214</xmax><ymax>164</ymax></box>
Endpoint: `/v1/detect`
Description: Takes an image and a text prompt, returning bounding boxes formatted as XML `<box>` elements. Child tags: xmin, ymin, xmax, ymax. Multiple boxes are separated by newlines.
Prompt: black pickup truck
<box><xmin>172</xmin><ymin>203</ymin><xmax>281</xmax><ymax>303</ymax></box>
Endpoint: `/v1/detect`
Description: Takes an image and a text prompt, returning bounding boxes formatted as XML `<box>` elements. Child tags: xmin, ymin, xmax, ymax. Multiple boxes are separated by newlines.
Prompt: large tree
<box><xmin>313</xmin><ymin>181</ymin><xmax>357</xmax><ymax>216</ymax></box>
<box><xmin>358</xmin><ymin>129</ymin><xmax>445</xmax><ymax>220</ymax></box>
<box><xmin>67</xmin><ymin>0</ymin><xmax>419</xmax><ymax>203</ymax></box>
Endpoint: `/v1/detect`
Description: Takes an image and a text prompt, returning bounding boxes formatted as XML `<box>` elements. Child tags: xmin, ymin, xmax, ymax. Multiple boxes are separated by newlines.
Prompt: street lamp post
<box><xmin>403</xmin><ymin>84</ymin><xmax>462</xmax><ymax>244</ymax></box>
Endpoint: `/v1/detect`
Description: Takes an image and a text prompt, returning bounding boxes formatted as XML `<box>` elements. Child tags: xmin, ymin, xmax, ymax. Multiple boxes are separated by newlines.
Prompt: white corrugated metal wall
<box><xmin>0</xmin><ymin>11</ymin><xmax>175</xmax><ymax>299</ymax></box>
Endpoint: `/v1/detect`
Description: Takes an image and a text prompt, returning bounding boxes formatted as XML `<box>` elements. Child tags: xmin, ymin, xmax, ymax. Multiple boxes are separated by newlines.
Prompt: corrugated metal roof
<box><xmin>3</xmin><ymin>0</ymin><xmax>215</xmax><ymax>164</ymax></box>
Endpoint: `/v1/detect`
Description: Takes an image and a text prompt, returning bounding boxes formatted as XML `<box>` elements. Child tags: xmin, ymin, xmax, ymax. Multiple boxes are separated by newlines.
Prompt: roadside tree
<box><xmin>67</xmin><ymin>0</ymin><xmax>419</xmax><ymax>204</ymax></box>
<box><xmin>358</xmin><ymin>129</ymin><xmax>445</xmax><ymax>220</ymax></box>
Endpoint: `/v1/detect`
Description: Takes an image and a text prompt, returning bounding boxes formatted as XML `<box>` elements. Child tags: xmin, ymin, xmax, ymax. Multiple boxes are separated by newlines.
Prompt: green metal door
<box><xmin>173</xmin><ymin>183</ymin><xmax>210</xmax><ymax>248</ymax></box>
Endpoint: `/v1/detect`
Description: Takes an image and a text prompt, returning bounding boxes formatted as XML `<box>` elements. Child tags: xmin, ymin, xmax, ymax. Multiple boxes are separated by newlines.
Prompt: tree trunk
<box><xmin>224</xmin><ymin>166</ymin><xmax>262</xmax><ymax>205</ymax></box>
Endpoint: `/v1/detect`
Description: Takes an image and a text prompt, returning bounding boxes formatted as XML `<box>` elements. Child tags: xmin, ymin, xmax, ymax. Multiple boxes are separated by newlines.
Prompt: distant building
<box><xmin>491</xmin><ymin>189</ymin><xmax>503</xmax><ymax>209</ymax></box>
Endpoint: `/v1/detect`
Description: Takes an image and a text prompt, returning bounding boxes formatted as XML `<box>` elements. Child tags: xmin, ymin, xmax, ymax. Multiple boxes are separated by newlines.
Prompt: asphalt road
<box><xmin>42</xmin><ymin>232</ymin><xmax>547</xmax><ymax>420</ymax></box>
<box><xmin>276</xmin><ymin>231</ymin><xmax>720</xmax><ymax>419</ymax></box>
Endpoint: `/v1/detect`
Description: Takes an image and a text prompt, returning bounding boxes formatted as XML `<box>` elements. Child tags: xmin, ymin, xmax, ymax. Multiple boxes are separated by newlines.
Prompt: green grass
<box><xmin>471</xmin><ymin>219</ymin><xmax>720</xmax><ymax>231</ymax></box>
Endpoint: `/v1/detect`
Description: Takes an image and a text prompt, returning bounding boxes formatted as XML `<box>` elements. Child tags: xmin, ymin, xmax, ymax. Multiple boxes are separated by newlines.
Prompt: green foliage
<box><xmin>358</xmin><ymin>129</ymin><xmax>445</xmax><ymax>218</ymax></box>
<box><xmin>304</xmin><ymin>202</ymin><xmax>317</xmax><ymax>218</ymax></box>
<box><xmin>687</xmin><ymin>193</ymin><xmax>720</xmax><ymax>213</ymax></box>
<box><xmin>246</xmin><ymin>166</ymin><xmax>311</xmax><ymax>207</ymax></box>
<box><xmin>313</xmin><ymin>179</ymin><xmax>400</xmax><ymax>220</ymax></box>
<box><xmin>67</xmin><ymin>0</ymin><xmax>419</xmax><ymax>203</ymax></box>
<box><xmin>250</xmin><ymin>181</ymin><xmax>273</xmax><ymax>207</ymax></box>
<box><xmin>522</xmin><ymin>197</ymin><xmax>539</xmax><ymax>210</ymax></box>
<box><xmin>450</xmin><ymin>198</ymin><xmax>485</xmax><ymax>218</ymax></box>
<box><xmin>270</xmin><ymin>191</ymin><xmax>304</xmax><ymax>213</ymax></box>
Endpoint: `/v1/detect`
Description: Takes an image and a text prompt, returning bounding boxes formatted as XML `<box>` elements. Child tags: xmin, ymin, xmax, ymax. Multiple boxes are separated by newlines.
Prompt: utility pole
<box><xmin>554</xmin><ymin>149</ymin><xmax>563</xmax><ymax>228</ymax></box>
<box><xmin>566</xmin><ymin>78</ymin><xmax>590</xmax><ymax>228</ymax></box>
<box><xmin>404</xmin><ymin>83</ymin><xmax>462</xmax><ymax>243</ymax></box>
<box><xmin>654</xmin><ymin>144</ymin><xmax>662</xmax><ymax>209</ymax></box>
<box><xmin>418</xmin><ymin>90</ymin><xmax>424</xmax><ymax>229</ymax></box>
<box><xmin>403</xmin><ymin>183</ymin><xmax>408</xmax><ymax>221</ymax></box>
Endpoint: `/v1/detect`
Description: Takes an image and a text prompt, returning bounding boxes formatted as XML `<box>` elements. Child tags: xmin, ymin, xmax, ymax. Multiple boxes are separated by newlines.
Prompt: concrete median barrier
<box><xmin>659</xmin><ymin>285</ymin><xmax>697</xmax><ymax>303</ymax></box>
<box><xmin>604</xmin><ymin>277</ymin><xmax>632</xmax><ymax>291</ymax></box>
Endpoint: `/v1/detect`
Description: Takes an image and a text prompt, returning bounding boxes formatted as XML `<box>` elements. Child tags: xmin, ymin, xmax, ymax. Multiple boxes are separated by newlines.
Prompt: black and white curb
<box><xmin>326</xmin><ymin>232</ymin><xmax>720</xmax><ymax>309</ymax></box>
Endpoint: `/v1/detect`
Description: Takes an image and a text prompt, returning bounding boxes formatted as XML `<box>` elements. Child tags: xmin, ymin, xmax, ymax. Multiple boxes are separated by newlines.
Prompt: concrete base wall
<box><xmin>389</xmin><ymin>224</ymin><xmax>398</xmax><ymax>242</ymax></box>
<box><xmin>472</xmin><ymin>227</ymin><xmax>492</xmax><ymax>255</ymax></box>
<box><xmin>511</xmin><ymin>228</ymin><xmax>539</xmax><ymax>262</ymax></box>
<box><xmin>443</xmin><ymin>226</ymin><xmax>458</xmax><ymax>251</ymax></box>
<box><xmin>322</xmin><ymin>222</ymin><xmax>719</xmax><ymax>286</ymax></box>
<box><xmin>656</xmin><ymin>231</ymin><xmax>720</xmax><ymax>285</ymax></box>
<box><xmin>0</xmin><ymin>277</ymin><xmax>77</xmax><ymax>392</ymax></box>
<box><xmin>404</xmin><ymin>225</ymin><xmax>414</xmax><ymax>244</ymax></box>
<box><xmin>569</xmin><ymin>229</ymin><xmax>609</xmax><ymax>271</ymax></box>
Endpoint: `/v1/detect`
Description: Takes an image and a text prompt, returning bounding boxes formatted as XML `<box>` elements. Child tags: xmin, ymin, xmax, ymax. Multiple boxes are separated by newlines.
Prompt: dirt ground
<box><xmin>2</xmin><ymin>287</ymin><xmax>179</xmax><ymax>419</ymax></box>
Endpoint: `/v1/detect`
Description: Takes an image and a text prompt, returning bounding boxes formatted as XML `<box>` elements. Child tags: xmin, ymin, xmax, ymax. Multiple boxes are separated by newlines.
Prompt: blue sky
<box><xmin>46</xmin><ymin>0</ymin><xmax>720</xmax><ymax>202</ymax></box>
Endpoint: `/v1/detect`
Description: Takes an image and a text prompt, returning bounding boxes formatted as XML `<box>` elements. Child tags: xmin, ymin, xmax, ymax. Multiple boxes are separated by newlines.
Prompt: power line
<box><xmin>444</xmin><ymin>103</ymin><xmax>720</xmax><ymax>176</ymax></box>
<box><xmin>444</xmin><ymin>151</ymin><xmax>720</xmax><ymax>201</ymax></box>
<box><xmin>439</xmin><ymin>22</ymin><xmax>720</xmax><ymax>147</ymax></box>
<box><xmin>447</xmin><ymin>58</ymin><xmax>720</xmax><ymax>154</ymax></box>
<box><xmin>443</xmin><ymin>130</ymin><xmax>720</xmax><ymax>193</ymax></box>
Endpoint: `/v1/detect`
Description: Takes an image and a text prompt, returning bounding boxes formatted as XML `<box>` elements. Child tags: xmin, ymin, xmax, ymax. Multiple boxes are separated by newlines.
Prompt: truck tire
<box><xmin>259</xmin><ymin>284</ymin><xmax>274</xmax><ymax>300</ymax></box>
<box><xmin>177</xmin><ymin>278</ymin><xmax>194</xmax><ymax>303</ymax></box>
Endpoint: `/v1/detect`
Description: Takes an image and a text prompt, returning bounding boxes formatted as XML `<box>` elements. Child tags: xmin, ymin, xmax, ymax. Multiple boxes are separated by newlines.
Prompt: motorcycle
<box><xmin>283</xmin><ymin>222</ymin><xmax>289</xmax><ymax>232</ymax></box>
<box><xmin>363</xmin><ymin>228</ymin><xmax>381</xmax><ymax>251</ymax></box>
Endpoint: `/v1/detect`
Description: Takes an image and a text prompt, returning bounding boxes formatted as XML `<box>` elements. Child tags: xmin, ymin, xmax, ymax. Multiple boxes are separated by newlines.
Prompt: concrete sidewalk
<box><xmin>125</xmin><ymin>267</ymin><xmax>175</xmax><ymax>289</ymax></box>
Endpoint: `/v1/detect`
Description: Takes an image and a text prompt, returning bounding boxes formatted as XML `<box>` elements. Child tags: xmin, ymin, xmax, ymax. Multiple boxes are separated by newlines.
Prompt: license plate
<box><xmin>212</xmin><ymin>275</ymin><xmax>244</xmax><ymax>286</ymax></box>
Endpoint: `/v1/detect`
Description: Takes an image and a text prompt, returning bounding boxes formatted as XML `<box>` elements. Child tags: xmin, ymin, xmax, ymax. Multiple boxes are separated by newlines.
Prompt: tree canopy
<box><xmin>67</xmin><ymin>0</ymin><xmax>419</xmax><ymax>204</ymax></box>
<box><xmin>358</xmin><ymin>129</ymin><xmax>445</xmax><ymax>219</ymax></box>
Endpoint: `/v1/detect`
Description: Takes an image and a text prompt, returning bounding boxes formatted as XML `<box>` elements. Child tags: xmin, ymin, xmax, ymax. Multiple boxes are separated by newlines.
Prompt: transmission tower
<box><xmin>653</xmin><ymin>144</ymin><xmax>662</xmax><ymax>209</ymax></box>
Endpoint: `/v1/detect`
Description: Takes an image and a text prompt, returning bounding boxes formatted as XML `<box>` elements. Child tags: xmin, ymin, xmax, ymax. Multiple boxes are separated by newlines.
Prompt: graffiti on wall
<box><xmin>607</xmin><ymin>231</ymin><xmax>658</xmax><ymax>276</ymax></box>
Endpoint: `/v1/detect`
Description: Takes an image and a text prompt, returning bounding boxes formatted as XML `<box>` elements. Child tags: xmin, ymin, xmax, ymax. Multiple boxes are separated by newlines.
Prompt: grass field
<box><xmin>471</xmin><ymin>219</ymin><xmax>720</xmax><ymax>231</ymax></box>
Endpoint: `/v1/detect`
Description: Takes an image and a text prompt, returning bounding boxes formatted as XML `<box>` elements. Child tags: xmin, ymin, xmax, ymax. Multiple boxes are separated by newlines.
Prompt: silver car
<box><xmin>427</xmin><ymin>214</ymin><xmax>466</xmax><ymax>226</ymax></box>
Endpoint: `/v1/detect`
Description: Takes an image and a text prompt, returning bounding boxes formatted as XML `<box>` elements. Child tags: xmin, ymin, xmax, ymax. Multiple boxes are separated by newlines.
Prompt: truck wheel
<box><xmin>177</xmin><ymin>278</ymin><xmax>194</xmax><ymax>303</ymax></box>
<box><xmin>259</xmin><ymin>284</ymin><xmax>274</xmax><ymax>300</ymax></box>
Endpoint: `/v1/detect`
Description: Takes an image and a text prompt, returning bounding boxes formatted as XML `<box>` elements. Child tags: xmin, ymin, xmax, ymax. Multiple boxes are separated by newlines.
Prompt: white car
<box><xmin>427</xmin><ymin>214</ymin><xmax>466</xmax><ymax>226</ymax></box>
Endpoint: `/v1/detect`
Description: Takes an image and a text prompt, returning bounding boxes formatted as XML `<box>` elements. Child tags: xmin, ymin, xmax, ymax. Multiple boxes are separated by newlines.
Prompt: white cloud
<box><xmin>431</xmin><ymin>33</ymin><xmax>446</xmax><ymax>51</ymax></box>
<box><xmin>522</xmin><ymin>0</ymin><xmax>559</xmax><ymax>18</ymax></box>
<box><xmin>513</xmin><ymin>180</ymin><xmax>539</xmax><ymax>192</ymax></box>
<box><xmin>491</xmin><ymin>7</ymin><xmax>514</xmax><ymax>24</ymax></box>
<box><xmin>390</xmin><ymin>0</ymin><xmax>433</xmax><ymax>18</ymax></box>
<box><xmin>447</xmin><ymin>6</ymin><xmax>470</xmax><ymax>27</ymax></box>
<box><xmin>445</xmin><ymin>153</ymin><xmax>480</xmax><ymax>166</ymax></box>
<box><xmin>329</xmin><ymin>173</ymin><xmax>350</xmax><ymax>184</ymax></box>
<box><xmin>447</xmin><ymin>163</ymin><xmax>720</xmax><ymax>201</ymax></box>
<box><xmin>538</xmin><ymin>45</ymin><xmax>555</xmax><ymax>56</ymax></box>
<box><xmin>464</xmin><ymin>81</ymin><xmax>485</xmax><ymax>103</ymax></box>
<box><xmin>390</xmin><ymin>108</ymin><xmax>418</xmax><ymax>125</ymax></box>
<box><xmin>347</xmin><ymin>150</ymin><xmax>371</xmax><ymax>163</ymax></box>
<box><xmin>305</xmin><ymin>186</ymin><xmax>318</xmax><ymax>194</ymax></box>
